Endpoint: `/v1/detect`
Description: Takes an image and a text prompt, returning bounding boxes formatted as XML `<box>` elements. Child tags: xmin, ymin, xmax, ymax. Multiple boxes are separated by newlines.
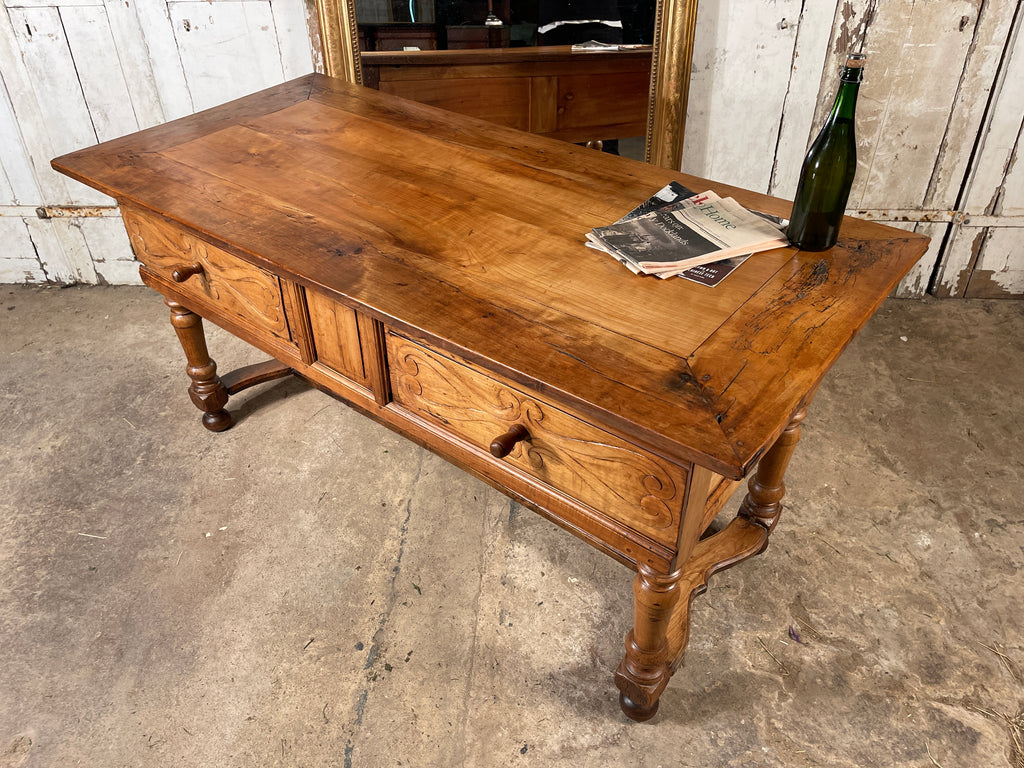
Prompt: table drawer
<box><xmin>387</xmin><ymin>334</ymin><xmax>687</xmax><ymax>548</ymax></box>
<box><xmin>123</xmin><ymin>208</ymin><xmax>291</xmax><ymax>343</ymax></box>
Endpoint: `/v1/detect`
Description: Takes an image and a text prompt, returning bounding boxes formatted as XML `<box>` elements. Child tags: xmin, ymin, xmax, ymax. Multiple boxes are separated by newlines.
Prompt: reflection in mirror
<box><xmin>354</xmin><ymin>1</ymin><xmax>653</xmax><ymax>51</ymax></box>
<box><xmin>354</xmin><ymin>0</ymin><xmax>435</xmax><ymax>23</ymax></box>
<box><xmin>315</xmin><ymin>0</ymin><xmax>697</xmax><ymax>170</ymax></box>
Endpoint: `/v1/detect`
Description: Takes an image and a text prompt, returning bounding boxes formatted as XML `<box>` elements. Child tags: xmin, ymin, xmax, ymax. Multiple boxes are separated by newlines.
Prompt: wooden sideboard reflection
<box><xmin>52</xmin><ymin>74</ymin><xmax>928</xmax><ymax>721</ymax></box>
<box><xmin>362</xmin><ymin>46</ymin><xmax>651</xmax><ymax>143</ymax></box>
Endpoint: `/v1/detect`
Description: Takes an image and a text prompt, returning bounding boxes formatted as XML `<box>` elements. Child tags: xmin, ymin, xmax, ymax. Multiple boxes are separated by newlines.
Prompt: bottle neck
<box><xmin>829</xmin><ymin>70</ymin><xmax>861</xmax><ymax>122</ymax></box>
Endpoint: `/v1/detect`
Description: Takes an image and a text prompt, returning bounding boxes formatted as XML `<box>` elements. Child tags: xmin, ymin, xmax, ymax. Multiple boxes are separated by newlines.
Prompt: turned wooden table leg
<box><xmin>738</xmin><ymin>405</ymin><xmax>808</xmax><ymax>533</ymax></box>
<box><xmin>614</xmin><ymin>564</ymin><xmax>682</xmax><ymax>722</ymax></box>
<box><xmin>614</xmin><ymin>406</ymin><xmax>811</xmax><ymax>722</ymax></box>
<box><xmin>165</xmin><ymin>297</ymin><xmax>233</xmax><ymax>432</ymax></box>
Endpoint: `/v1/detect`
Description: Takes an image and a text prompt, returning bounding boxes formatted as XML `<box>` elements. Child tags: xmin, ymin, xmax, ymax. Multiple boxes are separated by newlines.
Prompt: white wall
<box><xmin>0</xmin><ymin>0</ymin><xmax>317</xmax><ymax>284</ymax></box>
<box><xmin>2</xmin><ymin>0</ymin><xmax>1021</xmax><ymax>295</ymax></box>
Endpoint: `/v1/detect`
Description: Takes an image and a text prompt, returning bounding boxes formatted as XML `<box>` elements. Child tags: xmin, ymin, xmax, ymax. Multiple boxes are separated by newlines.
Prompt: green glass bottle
<box><xmin>787</xmin><ymin>52</ymin><xmax>865</xmax><ymax>251</ymax></box>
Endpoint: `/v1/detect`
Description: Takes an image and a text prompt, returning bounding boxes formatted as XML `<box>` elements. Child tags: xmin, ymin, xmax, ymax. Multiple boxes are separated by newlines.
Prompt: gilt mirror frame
<box><xmin>313</xmin><ymin>0</ymin><xmax>698</xmax><ymax>170</ymax></box>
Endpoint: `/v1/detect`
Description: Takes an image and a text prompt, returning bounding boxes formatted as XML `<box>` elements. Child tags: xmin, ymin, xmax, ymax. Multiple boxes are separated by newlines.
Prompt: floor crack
<box><xmin>452</xmin><ymin>497</ymin><xmax>499</xmax><ymax>768</ymax></box>
<box><xmin>344</xmin><ymin>451</ymin><xmax>424</xmax><ymax>765</ymax></box>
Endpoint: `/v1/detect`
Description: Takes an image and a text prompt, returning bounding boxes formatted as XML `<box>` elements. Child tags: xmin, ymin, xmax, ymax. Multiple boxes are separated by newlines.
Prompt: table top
<box><xmin>52</xmin><ymin>73</ymin><xmax>928</xmax><ymax>479</ymax></box>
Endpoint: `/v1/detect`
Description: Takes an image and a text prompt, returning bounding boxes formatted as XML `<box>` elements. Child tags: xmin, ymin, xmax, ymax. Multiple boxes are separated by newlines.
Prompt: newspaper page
<box><xmin>590</xmin><ymin>190</ymin><xmax>788</xmax><ymax>276</ymax></box>
<box><xmin>676</xmin><ymin>255</ymin><xmax>751</xmax><ymax>287</ymax></box>
<box><xmin>589</xmin><ymin>183</ymin><xmax>787</xmax><ymax>286</ymax></box>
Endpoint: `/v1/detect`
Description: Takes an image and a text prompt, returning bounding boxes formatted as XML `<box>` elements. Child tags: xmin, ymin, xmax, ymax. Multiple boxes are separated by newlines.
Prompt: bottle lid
<box><xmin>845</xmin><ymin>52</ymin><xmax>866</xmax><ymax>68</ymax></box>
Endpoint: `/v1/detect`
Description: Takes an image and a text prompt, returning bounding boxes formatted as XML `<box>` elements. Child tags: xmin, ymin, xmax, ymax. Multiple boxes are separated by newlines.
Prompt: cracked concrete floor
<box><xmin>1</xmin><ymin>285</ymin><xmax>1022</xmax><ymax>768</ymax></box>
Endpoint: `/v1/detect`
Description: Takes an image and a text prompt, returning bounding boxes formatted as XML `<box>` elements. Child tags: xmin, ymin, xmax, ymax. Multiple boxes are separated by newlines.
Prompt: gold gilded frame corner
<box><xmin>645</xmin><ymin>0</ymin><xmax>699</xmax><ymax>170</ymax></box>
<box><xmin>315</xmin><ymin>0</ymin><xmax>363</xmax><ymax>84</ymax></box>
<box><xmin>312</xmin><ymin>0</ymin><xmax>698</xmax><ymax>169</ymax></box>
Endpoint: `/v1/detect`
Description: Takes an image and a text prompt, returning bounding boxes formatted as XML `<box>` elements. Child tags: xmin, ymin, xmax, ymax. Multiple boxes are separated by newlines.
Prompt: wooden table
<box><xmin>52</xmin><ymin>73</ymin><xmax>928</xmax><ymax>721</ymax></box>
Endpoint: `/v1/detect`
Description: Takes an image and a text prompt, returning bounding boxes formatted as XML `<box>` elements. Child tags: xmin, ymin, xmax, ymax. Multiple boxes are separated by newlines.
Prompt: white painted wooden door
<box><xmin>932</xmin><ymin>6</ymin><xmax>1024</xmax><ymax>297</ymax></box>
<box><xmin>0</xmin><ymin>0</ymin><xmax>315</xmax><ymax>283</ymax></box>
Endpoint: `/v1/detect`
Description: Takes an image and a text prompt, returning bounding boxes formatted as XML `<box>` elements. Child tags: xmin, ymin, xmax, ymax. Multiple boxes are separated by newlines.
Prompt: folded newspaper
<box><xmin>588</xmin><ymin>186</ymin><xmax>788</xmax><ymax>282</ymax></box>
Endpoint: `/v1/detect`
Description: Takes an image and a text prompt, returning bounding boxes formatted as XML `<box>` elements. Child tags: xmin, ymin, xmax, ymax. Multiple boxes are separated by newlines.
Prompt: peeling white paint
<box><xmin>970</xmin><ymin>227</ymin><xmax>1024</xmax><ymax>295</ymax></box>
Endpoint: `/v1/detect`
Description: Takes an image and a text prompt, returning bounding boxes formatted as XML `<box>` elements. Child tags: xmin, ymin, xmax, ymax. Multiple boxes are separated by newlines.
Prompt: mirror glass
<box><xmin>316</xmin><ymin>0</ymin><xmax>696</xmax><ymax>169</ymax></box>
<box><xmin>353</xmin><ymin>0</ymin><xmax>656</xmax><ymax>51</ymax></box>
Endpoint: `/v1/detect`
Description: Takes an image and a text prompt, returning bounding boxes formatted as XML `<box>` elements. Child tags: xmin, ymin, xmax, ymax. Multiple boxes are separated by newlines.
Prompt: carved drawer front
<box><xmin>305</xmin><ymin>287</ymin><xmax>370</xmax><ymax>387</ymax></box>
<box><xmin>387</xmin><ymin>334</ymin><xmax>687</xmax><ymax>548</ymax></box>
<box><xmin>123</xmin><ymin>208</ymin><xmax>291</xmax><ymax>342</ymax></box>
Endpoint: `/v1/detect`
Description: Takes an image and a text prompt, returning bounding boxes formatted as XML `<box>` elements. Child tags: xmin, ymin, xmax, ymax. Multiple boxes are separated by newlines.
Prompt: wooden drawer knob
<box><xmin>171</xmin><ymin>262</ymin><xmax>204</xmax><ymax>282</ymax></box>
<box><xmin>489</xmin><ymin>424</ymin><xmax>529</xmax><ymax>458</ymax></box>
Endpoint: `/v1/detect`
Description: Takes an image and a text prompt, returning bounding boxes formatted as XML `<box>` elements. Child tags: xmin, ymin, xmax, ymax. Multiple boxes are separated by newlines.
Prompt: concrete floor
<box><xmin>1</xmin><ymin>285</ymin><xmax>1022</xmax><ymax>768</ymax></box>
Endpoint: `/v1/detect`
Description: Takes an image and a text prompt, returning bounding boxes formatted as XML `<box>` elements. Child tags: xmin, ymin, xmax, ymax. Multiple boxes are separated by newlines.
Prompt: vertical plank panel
<box><xmin>22</xmin><ymin>217</ymin><xmax>97</xmax><ymax>284</ymax></box>
<box><xmin>960</xmin><ymin>19</ymin><xmax>1024</xmax><ymax>216</ymax></box>
<box><xmin>682</xmin><ymin>0</ymin><xmax>805</xmax><ymax>192</ymax></box>
<box><xmin>808</xmin><ymin>0</ymin><xmax>876</xmax><ymax>132</ymax></box>
<box><xmin>678</xmin><ymin>1</ymin><xmax>716</xmax><ymax>176</ymax></box>
<box><xmin>6</xmin><ymin>6</ymin><xmax>109</xmax><ymax>205</ymax></box>
<box><xmin>0</xmin><ymin>217</ymin><xmax>47</xmax><ymax>282</ymax></box>
<box><xmin>1</xmin><ymin>7</ymin><xmax>74</xmax><ymax>204</ymax></box>
<box><xmin>934</xmin><ymin>224</ymin><xmax>983</xmax><ymax>297</ymax></box>
<box><xmin>529</xmin><ymin>76</ymin><xmax>557</xmax><ymax>134</ymax></box>
<box><xmin>921</xmin><ymin>0</ymin><xmax>1017</xmax><ymax>211</ymax></box>
<box><xmin>78</xmin><ymin>216</ymin><xmax>141</xmax><ymax>285</ymax></box>
<box><xmin>9</xmin><ymin>7</ymin><xmax>97</xmax><ymax>155</ymax></box>
<box><xmin>269</xmin><ymin>0</ymin><xmax>315</xmax><ymax>78</ymax></box>
<box><xmin>934</xmin><ymin>6</ymin><xmax>1023</xmax><ymax>296</ymax></box>
<box><xmin>87</xmin><ymin>257</ymin><xmax>143</xmax><ymax>285</ymax></box>
<box><xmin>794</xmin><ymin>0</ymin><xmax>1021</xmax><ymax>297</ymax></box>
<box><xmin>0</xmin><ymin>82</ymin><xmax>36</xmax><ymax>205</ymax></box>
<box><xmin>768</xmin><ymin>2</ymin><xmax>838</xmax><ymax>199</ymax></box>
<box><xmin>965</xmin><ymin>227</ymin><xmax>1024</xmax><ymax>296</ymax></box>
<box><xmin>851</xmin><ymin>0</ymin><xmax>981</xmax><ymax>210</ymax></box>
<box><xmin>133</xmin><ymin>0</ymin><xmax>195</xmax><ymax>120</ymax></box>
<box><xmin>886</xmin><ymin>221</ymin><xmax>946</xmax><ymax>298</ymax></box>
<box><xmin>60</xmin><ymin>4</ymin><xmax>140</xmax><ymax>142</ymax></box>
<box><xmin>168</xmin><ymin>0</ymin><xmax>286</xmax><ymax>112</ymax></box>
<box><xmin>240</xmin><ymin>0</ymin><xmax>289</xmax><ymax>85</ymax></box>
<box><xmin>996</xmin><ymin>120</ymin><xmax>1024</xmax><ymax>217</ymax></box>
<box><xmin>101</xmin><ymin>0</ymin><xmax>168</xmax><ymax>128</ymax></box>
<box><xmin>0</xmin><ymin>165</ymin><xmax>13</xmax><ymax>206</ymax></box>
<box><xmin>0</xmin><ymin>72</ymin><xmax>41</xmax><ymax>205</ymax></box>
